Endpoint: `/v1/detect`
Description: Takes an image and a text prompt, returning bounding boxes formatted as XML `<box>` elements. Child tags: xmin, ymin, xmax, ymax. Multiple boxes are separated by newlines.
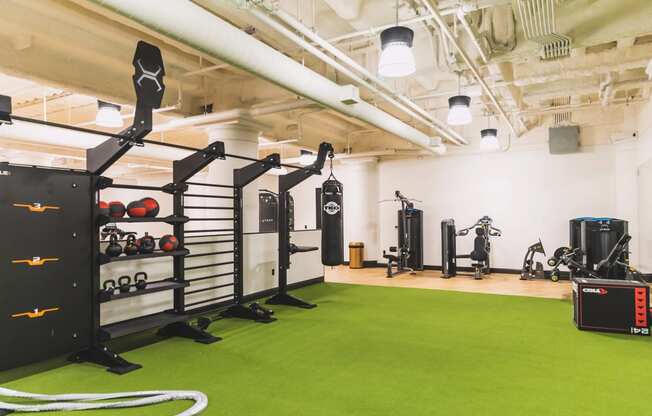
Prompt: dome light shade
<box><xmin>96</xmin><ymin>100</ymin><xmax>123</xmax><ymax>128</ymax></box>
<box><xmin>447</xmin><ymin>95</ymin><xmax>472</xmax><ymax>126</ymax></box>
<box><xmin>378</xmin><ymin>26</ymin><xmax>416</xmax><ymax>78</ymax></box>
<box><xmin>480</xmin><ymin>128</ymin><xmax>500</xmax><ymax>150</ymax></box>
<box><xmin>299</xmin><ymin>150</ymin><xmax>317</xmax><ymax>166</ymax></box>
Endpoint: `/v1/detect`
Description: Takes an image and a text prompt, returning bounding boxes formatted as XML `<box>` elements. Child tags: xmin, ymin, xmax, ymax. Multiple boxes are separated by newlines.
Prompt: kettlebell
<box><xmin>134</xmin><ymin>272</ymin><xmax>148</xmax><ymax>290</ymax></box>
<box><xmin>118</xmin><ymin>276</ymin><xmax>131</xmax><ymax>293</ymax></box>
<box><xmin>137</xmin><ymin>232</ymin><xmax>156</xmax><ymax>254</ymax></box>
<box><xmin>124</xmin><ymin>234</ymin><xmax>139</xmax><ymax>256</ymax></box>
<box><xmin>103</xmin><ymin>279</ymin><xmax>116</xmax><ymax>295</ymax></box>
<box><xmin>105</xmin><ymin>234</ymin><xmax>123</xmax><ymax>257</ymax></box>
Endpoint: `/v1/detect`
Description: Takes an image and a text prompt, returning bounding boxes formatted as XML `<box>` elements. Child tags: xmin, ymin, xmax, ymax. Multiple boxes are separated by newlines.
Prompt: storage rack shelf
<box><xmin>99</xmin><ymin>311</ymin><xmax>189</xmax><ymax>341</ymax></box>
<box><xmin>98</xmin><ymin>214</ymin><xmax>189</xmax><ymax>226</ymax></box>
<box><xmin>98</xmin><ymin>249</ymin><xmax>189</xmax><ymax>265</ymax></box>
<box><xmin>99</xmin><ymin>279</ymin><xmax>188</xmax><ymax>303</ymax></box>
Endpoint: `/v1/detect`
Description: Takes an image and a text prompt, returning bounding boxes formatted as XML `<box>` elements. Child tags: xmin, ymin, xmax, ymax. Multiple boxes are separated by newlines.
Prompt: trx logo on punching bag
<box><xmin>324</xmin><ymin>201</ymin><xmax>341</xmax><ymax>216</ymax></box>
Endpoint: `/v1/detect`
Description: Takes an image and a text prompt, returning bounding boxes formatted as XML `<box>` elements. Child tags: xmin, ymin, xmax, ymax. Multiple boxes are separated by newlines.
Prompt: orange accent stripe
<box><xmin>11</xmin><ymin>307</ymin><xmax>60</xmax><ymax>319</ymax></box>
<box><xmin>13</xmin><ymin>203</ymin><xmax>61</xmax><ymax>213</ymax></box>
<box><xmin>12</xmin><ymin>258</ymin><xmax>59</xmax><ymax>267</ymax></box>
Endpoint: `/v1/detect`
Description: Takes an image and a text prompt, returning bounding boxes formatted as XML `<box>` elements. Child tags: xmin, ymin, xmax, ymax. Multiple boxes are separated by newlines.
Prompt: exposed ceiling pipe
<box><xmin>497</xmin><ymin>59</ymin><xmax>652</xmax><ymax>88</ymax></box>
<box><xmin>152</xmin><ymin>98</ymin><xmax>317</xmax><ymax>133</ymax></box>
<box><xmin>420</xmin><ymin>0</ymin><xmax>521</xmax><ymax>138</ymax></box>
<box><xmin>0</xmin><ymin>120</ymin><xmax>193</xmax><ymax>161</ymax></box>
<box><xmin>262</xmin><ymin>6</ymin><xmax>467</xmax><ymax>145</ymax></box>
<box><xmin>83</xmin><ymin>0</ymin><xmax>439</xmax><ymax>154</ymax></box>
<box><xmin>325</xmin><ymin>1</ymin><xmax>512</xmax><ymax>45</ymax></box>
<box><xmin>456</xmin><ymin>10</ymin><xmax>489</xmax><ymax>64</ymax></box>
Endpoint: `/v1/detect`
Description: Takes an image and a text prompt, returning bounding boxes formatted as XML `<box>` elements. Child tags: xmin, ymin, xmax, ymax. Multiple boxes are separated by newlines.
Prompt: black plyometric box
<box><xmin>0</xmin><ymin>165</ymin><xmax>93</xmax><ymax>369</ymax></box>
<box><xmin>572</xmin><ymin>278</ymin><xmax>650</xmax><ymax>336</ymax></box>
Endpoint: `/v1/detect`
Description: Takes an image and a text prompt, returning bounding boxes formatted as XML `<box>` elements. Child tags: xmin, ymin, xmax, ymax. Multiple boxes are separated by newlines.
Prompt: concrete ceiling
<box><xmin>0</xmin><ymin>0</ymin><xmax>650</xmax><ymax>171</ymax></box>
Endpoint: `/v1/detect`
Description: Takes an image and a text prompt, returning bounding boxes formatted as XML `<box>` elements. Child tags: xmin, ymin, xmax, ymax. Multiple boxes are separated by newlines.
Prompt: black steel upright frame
<box><xmin>266</xmin><ymin>142</ymin><xmax>333</xmax><ymax>309</ymax></box>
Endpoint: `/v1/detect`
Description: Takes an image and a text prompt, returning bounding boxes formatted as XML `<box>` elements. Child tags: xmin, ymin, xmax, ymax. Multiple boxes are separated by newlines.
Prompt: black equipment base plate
<box><xmin>266</xmin><ymin>293</ymin><xmax>316</xmax><ymax>309</ymax></box>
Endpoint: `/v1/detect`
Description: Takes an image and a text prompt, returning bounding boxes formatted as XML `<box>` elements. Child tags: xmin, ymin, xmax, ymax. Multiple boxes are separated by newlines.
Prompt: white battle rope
<box><xmin>0</xmin><ymin>387</ymin><xmax>207</xmax><ymax>415</ymax></box>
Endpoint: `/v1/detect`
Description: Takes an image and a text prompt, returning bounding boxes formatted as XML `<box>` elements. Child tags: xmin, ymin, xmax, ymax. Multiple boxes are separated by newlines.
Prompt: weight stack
<box><xmin>572</xmin><ymin>278</ymin><xmax>650</xmax><ymax>336</ymax></box>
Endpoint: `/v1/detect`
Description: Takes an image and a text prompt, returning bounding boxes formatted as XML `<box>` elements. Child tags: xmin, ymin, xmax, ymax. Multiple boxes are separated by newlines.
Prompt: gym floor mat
<box><xmin>3</xmin><ymin>283</ymin><xmax>651</xmax><ymax>415</ymax></box>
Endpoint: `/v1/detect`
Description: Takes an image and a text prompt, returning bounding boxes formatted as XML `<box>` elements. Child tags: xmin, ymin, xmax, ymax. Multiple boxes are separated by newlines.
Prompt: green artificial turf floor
<box><xmin>2</xmin><ymin>282</ymin><xmax>652</xmax><ymax>415</ymax></box>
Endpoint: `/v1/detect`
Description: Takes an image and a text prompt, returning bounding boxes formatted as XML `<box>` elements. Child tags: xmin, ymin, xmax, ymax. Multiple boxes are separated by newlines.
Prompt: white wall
<box><xmin>378</xmin><ymin>144</ymin><xmax>639</xmax><ymax>269</ymax></box>
<box><xmin>268</xmin><ymin>160</ymin><xmax>380</xmax><ymax>262</ymax></box>
<box><xmin>633</xmin><ymin>98</ymin><xmax>652</xmax><ymax>272</ymax></box>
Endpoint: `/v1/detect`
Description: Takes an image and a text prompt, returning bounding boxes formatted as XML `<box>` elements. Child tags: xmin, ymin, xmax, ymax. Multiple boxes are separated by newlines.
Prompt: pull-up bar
<box><xmin>8</xmin><ymin>114</ymin><xmax>320</xmax><ymax>174</ymax></box>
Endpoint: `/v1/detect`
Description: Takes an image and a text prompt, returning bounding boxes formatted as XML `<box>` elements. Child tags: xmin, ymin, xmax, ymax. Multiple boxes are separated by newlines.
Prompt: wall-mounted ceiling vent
<box><xmin>516</xmin><ymin>0</ymin><xmax>572</xmax><ymax>60</ymax></box>
<box><xmin>551</xmin><ymin>96</ymin><xmax>572</xmax><ymax>126</ymax></box>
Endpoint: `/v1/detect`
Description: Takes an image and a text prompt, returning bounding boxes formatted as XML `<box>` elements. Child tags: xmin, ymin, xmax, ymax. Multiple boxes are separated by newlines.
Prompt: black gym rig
<box><xmin>0</xmin><ymin>41</ymin><xmax>338</xmax><ymax>374</ymax></box>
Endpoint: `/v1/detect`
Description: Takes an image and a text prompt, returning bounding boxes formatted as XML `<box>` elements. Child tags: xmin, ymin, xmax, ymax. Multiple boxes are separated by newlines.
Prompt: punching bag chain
<box><xmin>327</xmin><ymin>150</ymin><xmax>338</xmax><ymax>181</ymax></box>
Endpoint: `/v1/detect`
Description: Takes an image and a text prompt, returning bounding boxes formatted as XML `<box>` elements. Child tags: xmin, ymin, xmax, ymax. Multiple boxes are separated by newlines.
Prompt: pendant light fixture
<box><xmin>95</xmin><ymin>100</ymin><xmax>123</xmax><ymax>128</ymax></box>
<box><xmin>378</xmin><ymin>0</ymin><xmax>416</xmax><ymax>78</ymax></box>
<box><xmin>447</xmin><ymin>72</ymin><xmax>472</xmax><ymax>126</ymax></box>
<box><xmin>480</xmin><ymin>113</ymin><xmax>500</xmax><ymax>150</ymax></box>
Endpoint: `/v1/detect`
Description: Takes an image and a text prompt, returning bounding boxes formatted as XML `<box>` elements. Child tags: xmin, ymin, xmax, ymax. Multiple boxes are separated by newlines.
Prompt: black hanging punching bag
<box><xmin>321</xmin><ymin>179</ymin><xmax>344</xmax><ymax>265</ymax></box>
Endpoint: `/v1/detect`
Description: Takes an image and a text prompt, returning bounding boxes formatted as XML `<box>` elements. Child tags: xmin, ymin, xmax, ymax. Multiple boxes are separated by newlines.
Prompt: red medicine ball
<box><xmin>140</xmin><ymin>197</ymin><xmax>160</xmax><ymax>218</ymax></box>
<box><xmin>159</xmin><ymin>234</ymin><xmax>179</xmax><ymax>252</ymax></box>
<box><xmin>127</xmin><ymin>200</ymin><xmax>147</xmax><ymax>218</ymax></box>
<box><xmin>108</xmin><ymin>201</ymin><xmax>126</xmax><ymax>218</ymax></box>
<box><xmin>99</xmin><ymin>201</ymin><xmax>110</xmax><ymax>216</ymax></box>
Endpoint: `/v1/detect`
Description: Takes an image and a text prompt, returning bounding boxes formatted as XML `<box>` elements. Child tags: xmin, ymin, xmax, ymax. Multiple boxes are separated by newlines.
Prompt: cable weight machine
<box><xmin>381</xmin><ymin>191</ymin><xmax>423</xmax><ymax>278</ymax></box>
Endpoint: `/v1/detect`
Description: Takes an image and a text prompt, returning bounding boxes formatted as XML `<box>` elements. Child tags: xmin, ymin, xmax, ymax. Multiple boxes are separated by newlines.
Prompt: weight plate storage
<box><xmin>0</xmin><ymin>165</ymin><xmax>93</xmax><ymax>370</ymax></box>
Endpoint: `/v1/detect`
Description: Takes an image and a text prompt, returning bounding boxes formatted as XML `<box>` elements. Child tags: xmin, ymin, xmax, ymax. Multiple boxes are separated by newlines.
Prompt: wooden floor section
<box><xmin>325</xmin><ymin>266</ymin><xmax>572</xmax><ymax>300</ymax></box>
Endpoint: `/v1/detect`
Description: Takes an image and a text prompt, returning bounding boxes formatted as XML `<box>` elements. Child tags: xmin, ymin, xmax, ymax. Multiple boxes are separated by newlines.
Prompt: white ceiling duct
<box><xmin>0</xmin><ymin>120</ymin><xmax>192</xmax><ymax>161</ymax></box>
<box><xmin>80</xmin><ymin>0</ymin><xmax>440</xmax><ymax>154</ymax></box>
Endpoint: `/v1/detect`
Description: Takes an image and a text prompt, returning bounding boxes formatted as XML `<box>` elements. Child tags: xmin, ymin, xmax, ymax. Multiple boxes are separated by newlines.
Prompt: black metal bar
<box><xmin>186</xmin><ymin>182</ymin><xmax>234</xmax><ymax>189</ymax></box>
<box><xmin>224</xmin><ymin>152</ymin><xmax>318</xmax><ymax>174</ymax></box>
<box><xmin>184</xmin><ymin>239</ymin><xmax>234</xmax><ymax>246</ymax></box>
<box><xmin>186</xmin><ymin>250</ymin><xmax>235</xmax><ymax>259</ymax></box>
<box><xmin>172</xmin><ymin>141</ymin><xmax>226</xmax><ymax>184</ymax></box>
<box><xmin>142</xmin><ymin>138</ymin><xmax>199</xmax><ymax>153</ymax></box>
<box><xmin>173</xmin><ymin>182</ymin><xmax>185</xmax><ymax>314</ymax></box>
<box><xmin>107</xmin><ymin>183</ymin><xmax>167</xmax><ymax>191</ymax></box>
<box><xmin>184</xmin><ymin>233</ymin><xmax>235</xmax><ymax>239</ymax></box>
<box><xmin>267</xmin><ymin>142</ymin><xmax>333</xmax><ymax>309</ymax></box>
<box><xmin>233</xmin><ymin>154</ymin><xmax>280</xmax><ymax>187</ymax></box>
<box><xmin>184</xmin><ymin>194</ymin><xmax>234</xmax><ymax>199</ymax></box>
<box><xmin>233</xmin><ymin>185</ymin><xmax>243</xmax><ymax>304</ymax></box>
<box><xmin>11</xmin><ymin>115</ymin><xmax>135</xmax><ymax>141</ymax></box>
<box><xmin>186</xmin><ymin>272</ymin><xmax>235</xmax><ymax>283</ymax></box>
<box><xmin>182</xmin><ymin>206</ymin><xmax>234</xmax><ymax>210</ymax></box>
<box><xmin>185</xmin><ymin>228</ymin><xmax>234</xmax><ymax>233</ymax></box>
<box><xmin>185</xmin><ymin>283</ymin><xmax>234</xmax><ymax>295</ymax></box>
<box><xmin>184</xmin><ymin>261</ymin><xmax>235</xmax><ymax>271</ymax></box>
<box><xmin>185</xmin><ymin>294</ymin><xmax>234</xmax><ymax>308</ymax></box>
<box><xmin>186</xmin><ymin>218</ymin><xmax>234</xmax><ymax>221</ymax></box>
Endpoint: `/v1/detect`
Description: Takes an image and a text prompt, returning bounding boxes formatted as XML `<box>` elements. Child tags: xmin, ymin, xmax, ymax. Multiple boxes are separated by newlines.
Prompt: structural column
<box><xmin>205</xmin><ymin>117</ymin><xmax>268</xmax><ymax>233</ymax></box>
